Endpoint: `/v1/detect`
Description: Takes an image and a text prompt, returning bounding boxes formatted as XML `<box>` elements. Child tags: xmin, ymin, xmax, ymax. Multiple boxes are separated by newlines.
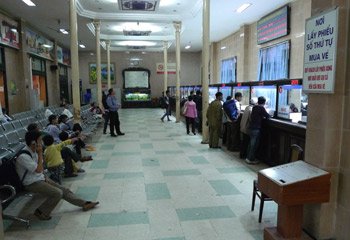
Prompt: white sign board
<box><xmin>303</xmin><ymin>8</ymin><xmax>338</xmax><ymax>93</ymax></box>
<box><xmin>156</xmin><ymin>62</ymin><xmax>176</xmax><ymax>74</ymax></box>
<box><xmin>259</xmin><ymin>161</ymin><xmax>328</xmax><ymax>186</ymax></box>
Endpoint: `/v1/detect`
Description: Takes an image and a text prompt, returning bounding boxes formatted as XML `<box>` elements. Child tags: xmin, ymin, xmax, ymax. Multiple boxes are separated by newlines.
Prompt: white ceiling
<box><xmin>0</xmin><ymin>0</ymin><xmax>294</xmax><ymax>52</ymax></box>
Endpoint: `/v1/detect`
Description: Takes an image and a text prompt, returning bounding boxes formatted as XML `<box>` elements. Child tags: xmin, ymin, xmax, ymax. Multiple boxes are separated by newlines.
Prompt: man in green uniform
<box><xmin>206</xmin><ymin>92</ymin><xmax>223</xmax><ymax>148</ymax></box>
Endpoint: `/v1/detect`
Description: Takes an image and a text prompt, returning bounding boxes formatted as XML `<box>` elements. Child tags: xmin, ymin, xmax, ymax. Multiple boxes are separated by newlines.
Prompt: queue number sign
<box><xmin>303</xmin><ymin>8</ymin><xmax>338</xmax><ymax>93</ymax></box>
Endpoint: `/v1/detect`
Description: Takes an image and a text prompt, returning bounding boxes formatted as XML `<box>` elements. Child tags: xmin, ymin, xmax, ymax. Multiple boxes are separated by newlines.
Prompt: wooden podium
<box><xmin>258</xmin><ymin>161</ymin><xmax>331</xmax><ymax>240</ymax></box>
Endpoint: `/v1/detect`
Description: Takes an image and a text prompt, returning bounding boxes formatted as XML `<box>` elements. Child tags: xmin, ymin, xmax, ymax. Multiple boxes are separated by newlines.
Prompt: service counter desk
<box><xmin>257</xmin><ymin>118</ymin><xmax>306</xmax><ymax>166</ymax></box>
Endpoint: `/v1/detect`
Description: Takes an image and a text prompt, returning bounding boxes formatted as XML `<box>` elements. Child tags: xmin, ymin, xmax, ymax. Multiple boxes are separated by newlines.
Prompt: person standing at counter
<box><xmin>223</xmin><ymin>92</ymin><xmax>242</xmax><ymax>151</ymax></box>
<box><xmin>240</xmin><ymin>97</ymin><xmax>257</xmax><ymax>159</ymax></box>
<box><xmin>107</xmin><ymin>88</ymin><xmax>125</xmax><ymax>137</ymax></box>
<box><xmin>246</xmin><ymin>96</ymin><xmax>270</xmax><ymax>164</ymax></box>
<box><xmin>206</xmin><ymin>92</ymin><xmax>223</xmax><ymax>148</ymax></box>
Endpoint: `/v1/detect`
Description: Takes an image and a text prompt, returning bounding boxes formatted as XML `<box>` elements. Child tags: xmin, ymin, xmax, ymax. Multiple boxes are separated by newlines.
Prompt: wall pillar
<box><xmin>69</xmin><ymin>0</ymin><xmax>81</xmax><ymax>121</ymax></box>
<box><xmin>106</xmin><ymin>40</ymin><xmax>111</xmax><ymax>90</ymax></box>
<box><xmin>94</xmin><ymin>20</ymin><xmax>102</xmax><ymax>107</ymax></box>
<box><xmin>163</xmin><ymin>41</ymin><xmax>168</xmax><ymax>93</ymax></box>
<box><xmin>201</xmin><ymin>0</ymin><xmax>210</xmax><ymax>143</ymax></box>
<box><xmin>173</xmin><ymin>22</ymin><xmax>181</xmax><ymax>122</ymax></box>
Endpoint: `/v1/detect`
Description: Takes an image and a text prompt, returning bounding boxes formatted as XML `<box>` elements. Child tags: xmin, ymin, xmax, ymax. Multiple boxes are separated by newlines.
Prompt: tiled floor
<box><xmin>3</xmin><ymin>108</ymin><xmax>278</xmax><ymax>240</ymax></box>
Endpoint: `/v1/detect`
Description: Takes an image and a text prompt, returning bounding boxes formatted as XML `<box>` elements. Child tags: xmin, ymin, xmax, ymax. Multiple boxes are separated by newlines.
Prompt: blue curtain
<box><xmin>257</xmin><ymin>41</ymin><xmax>290</xmax><ymax>81</ymax></box>
<box><xmin>221</xmin><ymin>57</ymin><xmax>236</xmax><ymax>83</ymax></box>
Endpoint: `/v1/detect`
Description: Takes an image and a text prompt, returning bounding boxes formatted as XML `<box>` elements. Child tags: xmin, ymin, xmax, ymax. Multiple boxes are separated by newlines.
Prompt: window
<box><xmin>257</xmin><ymin>41</ymin><xmax>290</xmax><ymax>81</ymax></box>
<box><xmin>220</xmin><ymin>57</ymin><xmax>236</xmax><ymax>83</ymax></box>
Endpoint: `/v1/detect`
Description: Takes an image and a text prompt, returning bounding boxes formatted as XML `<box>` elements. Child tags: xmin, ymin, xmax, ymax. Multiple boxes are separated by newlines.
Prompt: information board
<box><xmin>303</xmin><ymin>8</ymin><xmax>338</xmax><ymax>93</ymax></box>
<box><xmin>125</xmin><ymin>70</ymin><xmax>149</xmax><ymax>88</ymax></box>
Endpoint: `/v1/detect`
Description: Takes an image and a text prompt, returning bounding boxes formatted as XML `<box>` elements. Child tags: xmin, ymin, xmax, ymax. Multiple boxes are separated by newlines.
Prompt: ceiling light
<box><xmin>296</xmin><ymin>32</ymin><xmax>305</xmax><ymax>38</ymax></box>
<box><xmin>142</xmin><ymin>52</ymin><xmax>146</xmax><ymax>54</ymax></box>
<box><xmin>160</xmin><ymin>0</ymin><xmax>176</xmax><ymax>7</ymax></box>
<box><xmin>185</xmin><ymin>45</ymin><xmax>191</xmax><ymax>49</ymax></box>
<box><xmin>42</xmin><ymin>44</ymin><xmax>52</xmax><ymax>48</ymax></box>
<box><xmin>118</xmin><ymin>41</ymin><xmax>157</xmax><ymax>47</ymax></box>
<box><xmin>90</xmin><ymin>53</ymin><xmax>94</xmax><ymax>56</ymax></box>
<box><xmin>113</xmin><ymin>22</ymin><xmax>162</xmax><ymax>33</ymax></box>
<box><xmin>79</xmin><ymin>44</ymin><xmax>86</xmax><ymax>48</ymax></box>
<box><xmin>221</xmin><ymin>46</ymin><xmax>226</xmax><ymax>50</ymax></box>
<box><xmin>236</xmin><ymin>3</ymin><xmax>251</xmax><ymax>13</ymax></box>
<box><xmin>10</xmin><ymin>28</ymin><xmax>17</xmax><ymax>33</ymax></box>
<box><xmin>22</xmin><ymin>0</ymin><xmax>36</xmax><ymax>6</ymax></box>
<box><xmin>59</xmin><ymin>29</ymin><xmax>69</xmax><ymax>35</ymax></box>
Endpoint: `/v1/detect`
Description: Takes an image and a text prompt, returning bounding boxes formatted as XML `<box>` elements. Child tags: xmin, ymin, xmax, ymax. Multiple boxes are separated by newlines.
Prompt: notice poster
<box><xmin>303</xmin><ymin>8</ymin><xmax>338</xmax><ymax>93</ymax></box>
<box><xmin>0</xmin><ymin>14</ymin><xmax>20</xmax><ymax>49</ymax></box>
<box><xmin>156</xmin><ymin>62</ymin><xmax>176</xmax><ymax>74</ymax></box>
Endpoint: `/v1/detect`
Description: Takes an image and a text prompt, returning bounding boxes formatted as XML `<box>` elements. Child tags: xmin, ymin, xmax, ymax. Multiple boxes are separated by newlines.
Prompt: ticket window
<box><xmin>233</xmin><ymin>86</ymin><xmax>250</xmax><ymax>110</ymax></box>
<box><xmin>251</xmin><ymin>85</ymin><xmax>277</xmax><ymax>116</ymax></box>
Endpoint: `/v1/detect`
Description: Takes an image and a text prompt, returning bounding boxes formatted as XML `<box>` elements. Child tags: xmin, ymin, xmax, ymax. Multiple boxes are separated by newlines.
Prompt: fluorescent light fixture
<box><xmin>142</xmin><ymin>52</ymin><xmax>146</xmax><ymax>54</ymax></box>
<box><xmin>59</xmin><ymin>29</ymin><xmax>69</xmax><ymax>34</ymax></box>
<box><xmin>113</xmin><ymin>22</ymin><xmax>162</xmax><ymax>33</ymax></box>
<box><xmin>236</xmin><ymin>3</ymin><xmax>251</xmax><ymax>13</ymax></box>
<box><xmin>185</xmin><ymin>45</ymin><xmax>191</xmax><ymax>49</ymax></box>
<box><xmin>79</xmin><ymin>44</ymin><xmax>86</xmax><ymax>48</ymax></box>
<box><xmin>221</xmin><ymin>46</ymin><xmax>226</xmax><ymax>50</ymax></box>
<box><xmin>42</xmin><ymin>44</ymin><xmax>52</xmax><ymax>48</ymax></box>
<box><xmin>130</xmin><ymin>58</ymin><xmax>142</xmax><ymax>61</ymax></box>
<box><xmin>22</xmin><ymin>0</ymin><xmax>36</xmax><ymax>6</ymax></box>
<box><xmin>118</xmin><ymin>41</ymin><xmax>157</xmax><ymax>47</ymax></box>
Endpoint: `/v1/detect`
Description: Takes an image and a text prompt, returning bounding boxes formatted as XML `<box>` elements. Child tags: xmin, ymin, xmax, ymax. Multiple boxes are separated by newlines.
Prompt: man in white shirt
<box><xmin>16</xmin><ymin>131</ymin><xmax>99</xmax><ymax>220</ymax></box>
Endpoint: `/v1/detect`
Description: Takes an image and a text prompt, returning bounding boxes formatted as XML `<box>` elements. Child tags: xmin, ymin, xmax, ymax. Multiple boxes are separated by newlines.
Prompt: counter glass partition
<box><xmin>209</xmin><ymin>87</ymin><xmax>218</xmax><ymax>103</ymax></box>
<box><xmin>278</xmin><ymin>85</ymin><xmax>307</xmax><ymax>123</ymax></box>
<box><xmin>251</xmin><ymin>85</ymin><xmax>277</xmax><ymax>116</ymax></box>
<box><xmin>233</xmin><ymin>86</ymin><xmax>250</xmax><ymax>110</ymax></box>
<box><xmin>219</xmin><ymin>86</ymin><xmax>232</xmax><ymax>101</ymax></box>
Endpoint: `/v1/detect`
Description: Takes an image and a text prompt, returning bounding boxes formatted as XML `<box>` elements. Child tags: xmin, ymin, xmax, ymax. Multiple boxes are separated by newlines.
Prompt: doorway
<box><xmin>31</xmin><ymin>57</ymin><xmax>48</xmax><ymax>107</ymax></box>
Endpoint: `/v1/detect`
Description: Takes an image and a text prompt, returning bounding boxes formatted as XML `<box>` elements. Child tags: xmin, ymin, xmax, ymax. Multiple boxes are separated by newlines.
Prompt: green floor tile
<box><xmin>88</xmin><ymin>211</ymin><xmax>149</xmax><ymax>227</ymax></box>
<box><xmin>189</xmin><ymin>156</ymin><xmax>209</xmax><ymax>164</ymax></box>
<box><xmin>90</xmin><ymin>160</ymin><xmax>109</xmax><ymax>169</ymax></box>
<box><xmin>100</xmin><ymin>144</ymin><xmax>115</xmax><ymax>150</ymax></box>
<box><xmin>153</xmin><ymin>237</ymin><xmax>186</xmax><ymax>240</ymax></box>
<box><xmin>177</xmin><ymin>142</ymin><xmax>192</xmax><ymax>148</ymax></box>
<box><xmin>104</xmin><ymin>172</ymin><xmax>144</xmax><ymax>179</ymax></box>
<box><xmin>76</xmin><ymin>186</ymin><xmax>100</xmax><ymax>201</ymax></box>
<box><xmin>217</xmin><ymin>166</ymin><xmax>252</xmax><ymax>174</ymax></box>
<box><xmin>141</xmin><ymin>143</ymin><xmax>153</xmax><ymax>149</ymax></box>
<box><xmin>146</xmin><ymin>183</ymin><xmax>171</xmax><ymax>200</ymax></box>
<box><xmin>249</xmin><ymin>230</ymin><xmax>263</xmax><ymax>240</ymax></box>
<box><xmin>139</xmin><ymin>133</ymin><xmax>150</xmax><ymax>138</ymax></box>
<box><xmin>155</xmin><ymin>150</ymin><xmax>184</xmax><ymax>155</ymax></box>
<box><xmin>152</xmin><ymin>138</ymin><xmax>174</xmax><ymax>141</ymax></box>
<box><xmin>176</xmin><ymin>206</ymin><xmax>235</xmax><ymax>221</ymax></box>
<box><xmin>112</xmin><ymin>151</ymin><xmax>141</xmax><ymax>156</ymax></box>
<box><xmin>208</xmin><ymin>180</ymin><xmax>240</xmax><ymax>195</ymax></box>
<box><xmin>142</xmin><ymin>158</ymin><xmax>160</xmax><ymax>167</ymax></box>
<box><xmin>162</xmin><ymin>169</ymin><xmax>201</xmax><ymax>176</ymax></box>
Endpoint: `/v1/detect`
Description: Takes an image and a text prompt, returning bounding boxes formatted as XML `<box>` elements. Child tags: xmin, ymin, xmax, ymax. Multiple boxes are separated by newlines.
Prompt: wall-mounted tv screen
<box><xmin>124</xmin><ymin>70</ymin><xmax>150</xmax><ymax>88</ymax></box>
<box><xmin>257</xmin><ymin>5</ymin><xmax>289</xmax><ymax>44</ymax></box>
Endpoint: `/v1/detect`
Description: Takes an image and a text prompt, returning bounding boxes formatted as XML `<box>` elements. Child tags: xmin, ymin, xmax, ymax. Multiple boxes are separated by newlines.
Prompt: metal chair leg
<box><xmin>3</xmin><ymin>214</ymin><xmax>30</xmax><ymax>228</ymax></box>
<box><xmin>258</xmin><ymin>195</ymin><xmax>266</xmax><ymax>223</ymax></box>
<box><xmin>251</xmin><ymin>181</ymin><xmax>257</xmax><ymax>211</ymax></box>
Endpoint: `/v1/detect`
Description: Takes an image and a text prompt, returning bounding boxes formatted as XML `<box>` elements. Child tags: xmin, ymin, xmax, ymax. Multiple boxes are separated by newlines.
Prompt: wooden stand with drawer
<box><xmin>257</xmin><ymin>161</ymin><xmax>331</xmax><ymax>240</ymax></box>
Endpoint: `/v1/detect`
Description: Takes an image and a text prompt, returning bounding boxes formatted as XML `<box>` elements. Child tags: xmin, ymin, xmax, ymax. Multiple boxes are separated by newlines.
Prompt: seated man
<box><xmin>15</xmin><ymin>131</ymin><xmax>99</xmax><ymax>221</ymax></box>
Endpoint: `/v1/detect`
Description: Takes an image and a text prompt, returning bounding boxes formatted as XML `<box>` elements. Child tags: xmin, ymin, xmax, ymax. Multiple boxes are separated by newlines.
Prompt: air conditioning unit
<box><xmin>119</xmin><ymin>0</ymin><xmax>159</xmax><ymax>11</ymax></box>
<box><xmin>123</xmin><ymin>30</ymin><xmax>152</xmax><ymax>36</ymax></box>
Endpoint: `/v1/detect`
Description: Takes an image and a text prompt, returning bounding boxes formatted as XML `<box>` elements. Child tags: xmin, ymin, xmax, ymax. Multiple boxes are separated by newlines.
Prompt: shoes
<box><xmin>83</xmin><ymin>201</ymin><xmax>99</xmax><ymax>211</ymax></box>
<box><xmin>77</xmin><ymin>168</ymin><xmax>85</xmax><ymax>173</ymax></box>
<box><xmin>161</xmin><ymin>118</ymin><xmax>164</xmax><ymax>122</ymax></box>
<box><xmin>117</xmin><ymin>132</ymin><xmax>125</xmax><ymax>136</ymax></box>
<box><xmin>81</xmin><ymin>156</ymin><xmax>93</xmax><ymax>162</ymax></box>
<box><xmin>210</xmin><ymin>146</ymin><xmax>221</xmax><ymax>149</ymax></box>
<box><xmin>111</xmin><ymin>134</ymin><xmax>117</xmax><ymax>137</ymax></box>
<box><xmin>34</xmin><ymin>209</ymin><xmax>52</xmax><ymax>221</ymax></box>
<box><xmin>245</xmin><ymin>158</ymin><xmax>260</xmax><ymax>165</ymax></box>
<box><xmin>167</xmin><ymin>119</ymin><xmax>172</xmax><ymax>121</ymax></box>
<box><xmin>64</xmin><ymin>173</ymin><xmax>78</xmax><ymax>178</ymax></box>
<box><xmin>192</xmin><ymin>132</ymin><xmax>196</xmax><ymax>135</ymax></box>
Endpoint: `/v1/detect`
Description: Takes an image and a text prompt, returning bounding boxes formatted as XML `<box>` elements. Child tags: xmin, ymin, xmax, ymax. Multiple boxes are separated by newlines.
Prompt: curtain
<box><xmin>221</xmin><ymin>57</ymin><xmax>236</xmax><ymax>83</ymax></box>
<box><xmin>257</xmin><ymin>41</ymin><xmax>290</xmax><ymax>81</ymax></box>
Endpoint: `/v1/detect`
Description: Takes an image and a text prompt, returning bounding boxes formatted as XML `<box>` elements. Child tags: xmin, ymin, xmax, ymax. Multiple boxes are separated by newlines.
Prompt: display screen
<box><xmin>257</xmin><ymin>5</ymin><xmax>289</xmax><ymax>44</ymax></box>
<box><xmin>124</xmin><ymin>71</ymin><xmax>149</xmax><ymax>88</ymax></box>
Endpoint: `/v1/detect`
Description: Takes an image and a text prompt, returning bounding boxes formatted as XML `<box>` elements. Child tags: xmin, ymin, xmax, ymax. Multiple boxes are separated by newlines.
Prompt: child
<box><xmin>42</xmin><ymin>134</ymin><xmax>79</xmax><ymax>183</ymax></box>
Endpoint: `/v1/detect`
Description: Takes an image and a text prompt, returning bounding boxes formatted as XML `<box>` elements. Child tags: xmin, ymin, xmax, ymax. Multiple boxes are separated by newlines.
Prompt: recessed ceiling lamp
<box><xmin>42</xmin><ymin>44</ymin><xmax>52</xmax><ymax>48</ymax></box>
<box><xmin>22</xmin><ymin>0</ymin><xmax>36</xmax><ymax>6</ymax></box>
<box><xmin>221</xmin><ymin>46</ymin><xmax>226</xmax><ymax>50</ymax></box>
<box><xmin>59</xmin><ymin>29</ymin><xmax>69</xmax><ymax>35</ymax></box>
<box><xmin>113</xmin><ymin>22</ymin><xmax>162</xmax><ymax>33</ymax></box>
<box><xmin>118</xmin><ymin>41</ymin><xmax>157</xmax><ymax>46</ymax></box>
<box><xmin>185</xmin><ymin>44</ymin><xmax>191</xmax><ymax>49</ymax></box>
<box><xmin>236</xmin><ymin>3</ymin><xmax>251</xmax><ymax>13</ymax></box>
<box><xmin>159</xmin><ymin>0</ymin><xmax>176</xmax><ymax>7</ymax></box>
<box><xmin>79</xmin><ymin>44</ymin><xmax>86</xmax><ymax>48</ymax></box>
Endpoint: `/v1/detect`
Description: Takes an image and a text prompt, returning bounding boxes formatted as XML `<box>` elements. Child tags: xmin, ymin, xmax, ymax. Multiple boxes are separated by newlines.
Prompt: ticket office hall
<box><xmin>0</xmin><ymin>0</ymin><xmax>349</xmax><ymax>239</ymax></box>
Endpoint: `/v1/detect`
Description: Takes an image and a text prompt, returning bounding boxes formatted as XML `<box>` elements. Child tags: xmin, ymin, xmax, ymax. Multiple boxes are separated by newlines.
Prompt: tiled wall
<box><xmin>212</xmin><ymin>0</ymin><xmax>312</xmax><ymax>83</ymax></box>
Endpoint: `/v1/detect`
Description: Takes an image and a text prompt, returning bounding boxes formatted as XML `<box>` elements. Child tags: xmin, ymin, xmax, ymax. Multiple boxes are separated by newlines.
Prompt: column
<box><xmin>173</xmin><ymin>22</ymin><xmax>181</xmax><ymax>122</ymax></box>
<box><xmin>201</xmin><ymin>0</ymin><xmax>210</xmax><ymax>143</ymax></box>
<box><xmin>163</xmin><ymin>41</ymin><xmax>168</xmax><ymax>93</ymax></box>
<box><xmin>106</xmin><ymin>40</ymin><xmax>111</xmax><ymax>90</ymax></box>
<box><xmin>94</xmin><ymin>20</ymin><xmax>102</xmax><ymax>107</ymax></box>
<box><xmin>69</xmin><ymin>0</ymin><xmax>81</xmax><ymax>121</ymax></box>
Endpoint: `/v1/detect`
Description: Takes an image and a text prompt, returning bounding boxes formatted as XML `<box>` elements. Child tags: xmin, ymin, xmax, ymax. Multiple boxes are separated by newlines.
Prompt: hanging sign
<box><xmin>303</xmin><ymin>8</ymin><xmax>338</xmax><ymax>93</ymax></box>
<box><xmin>156</xmin><ymin>62</ymin><xmax>176</xmax><ymax>74</ymax></box>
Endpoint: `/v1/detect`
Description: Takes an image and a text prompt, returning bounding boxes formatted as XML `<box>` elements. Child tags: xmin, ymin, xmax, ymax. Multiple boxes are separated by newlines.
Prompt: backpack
<box><xmin>159</xmin><ymin>97</ymin><xmax>167</xmax><ymax>109</ymax></box>
<box><xmin>0</xmin><ymin>150</ymin><xmax>32</xmax><ymax>194</ymax></box>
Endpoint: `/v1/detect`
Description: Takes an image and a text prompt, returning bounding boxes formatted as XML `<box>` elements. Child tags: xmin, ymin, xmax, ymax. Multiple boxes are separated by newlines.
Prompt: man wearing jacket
<box><xmin>223</xmin><ymin>92</ymin><xmax>242</xmax><ymax>151</ymax></box>
<box><xmin>206</xmin><ymin>92</ymin><xmax>223</xmax><ymax>148</ymax></box>
<box><xmin>106</xmin><ymin>88</ymin><xmax>125</xmax><ymax>137</ymax></box>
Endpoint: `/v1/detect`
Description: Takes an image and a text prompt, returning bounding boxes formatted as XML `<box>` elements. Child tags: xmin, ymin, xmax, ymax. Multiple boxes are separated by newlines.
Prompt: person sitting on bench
<box><xmin>15</xmin><ymin>130</ymin><xmax>99</xmax><ymax>221</ymax></box>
